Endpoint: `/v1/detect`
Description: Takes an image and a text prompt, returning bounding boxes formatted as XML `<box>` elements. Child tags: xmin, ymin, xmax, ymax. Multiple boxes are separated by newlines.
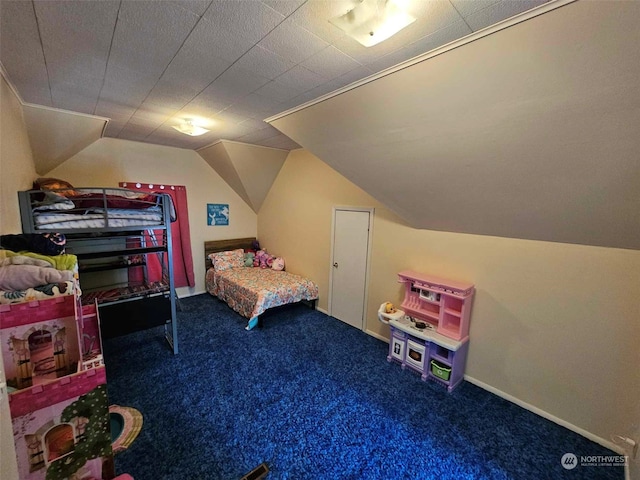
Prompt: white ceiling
<box><xmin>271</xmin><ymin>0</ymin><xmax>640</xmax><ymax>250</ymax></box>
<box><xmin>0</xmin><ymin>0</ymin><xmax>549</xmax><ymax>151</ymax></box>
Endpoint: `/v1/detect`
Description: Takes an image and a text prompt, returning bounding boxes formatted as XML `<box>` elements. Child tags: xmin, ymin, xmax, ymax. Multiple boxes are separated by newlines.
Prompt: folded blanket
<box><xmin>0</xmin><ymin>254</ymin><xmax>52</xmax><ymax>268</ymax></box>
<box><xmin>0</xmin><ymin>250</ymin><xmax>77</xmax><ymax>270</ymax></box>
<box><xmin>0</xmin><ymin>264</ymin><xmax>73</xmax><ymax>290</ymax></box>
<box><xmin>0</xmin><ymin>281</ymin><xmax>75</xmax><ymax>304</ymax></box>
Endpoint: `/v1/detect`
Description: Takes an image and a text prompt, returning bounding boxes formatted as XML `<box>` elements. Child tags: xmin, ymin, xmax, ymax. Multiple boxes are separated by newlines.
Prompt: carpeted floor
<box><xmin>103</xmin><ymin>294</ymin><xmax>624</xmax><ymax>480</ymax></box>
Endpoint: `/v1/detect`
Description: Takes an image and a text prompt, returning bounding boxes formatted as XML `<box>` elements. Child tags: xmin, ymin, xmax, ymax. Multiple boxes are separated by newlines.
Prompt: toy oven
<box><xmin>405</xmin><ymin>339</ymin><xmax>426</xmax><ymax>371</ymax></box>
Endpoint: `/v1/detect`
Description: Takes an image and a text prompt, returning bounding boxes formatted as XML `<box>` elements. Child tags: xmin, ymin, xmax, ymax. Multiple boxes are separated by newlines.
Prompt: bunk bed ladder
<box><xmin>162</xmin><ymin>194</ymin><xmax>178</xmax><ymax>355</ymax></box>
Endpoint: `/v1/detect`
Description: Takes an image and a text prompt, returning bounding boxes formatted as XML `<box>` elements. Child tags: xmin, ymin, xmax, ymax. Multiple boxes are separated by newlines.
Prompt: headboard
<box><xmin>204</xmin><ymin>237</ymin><xmax>256</xmax><ymax>270</ymax></box>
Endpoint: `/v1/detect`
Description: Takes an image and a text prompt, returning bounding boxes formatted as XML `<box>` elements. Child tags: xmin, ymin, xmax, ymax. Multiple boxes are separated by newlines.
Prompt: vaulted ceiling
<box><xmin>1</xmin><ymin>0</ymin><xmax>548</xmax><ymax>151</ymax></box>
<box><xmin>270</xmin><ymin>0</ymin><xmax>640</xmax><ymax>250</ymax></box>
<box><xmin>2</xmin><ymin>0</ymin><xmax>637</xmax><ymax>250</ymax></box>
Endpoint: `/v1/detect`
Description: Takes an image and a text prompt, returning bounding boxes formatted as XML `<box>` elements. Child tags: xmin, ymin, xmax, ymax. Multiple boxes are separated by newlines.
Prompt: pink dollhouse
<box><xmin>1</xmin><ymin>293</ymin><xmax>115</xmax><ymax>479</ymax></box>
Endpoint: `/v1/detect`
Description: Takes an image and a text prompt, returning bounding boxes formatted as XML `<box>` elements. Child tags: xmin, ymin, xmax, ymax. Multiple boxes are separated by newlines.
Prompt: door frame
<box><xmin>328</xmin><ymin>206</ymin><xmax>375</xmax><ymax>331</ymax></box>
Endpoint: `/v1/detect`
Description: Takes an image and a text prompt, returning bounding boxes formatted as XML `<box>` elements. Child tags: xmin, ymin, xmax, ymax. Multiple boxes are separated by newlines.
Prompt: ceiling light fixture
<box><xmin>172</xmin><ymin>119</ymin><xmax>210</xmax><ymax>136</ymax></box>
<box><xmin>329</xmin><ymin>0</ymin><xmax>416</xmax><ymax>48</ymax></box>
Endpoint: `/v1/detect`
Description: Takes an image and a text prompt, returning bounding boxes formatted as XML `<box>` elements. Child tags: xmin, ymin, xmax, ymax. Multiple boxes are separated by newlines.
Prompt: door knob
<box><xmin>333</xmin><ymin>262</ymin><xmax>339</xmax><ymax>268</ymax></box>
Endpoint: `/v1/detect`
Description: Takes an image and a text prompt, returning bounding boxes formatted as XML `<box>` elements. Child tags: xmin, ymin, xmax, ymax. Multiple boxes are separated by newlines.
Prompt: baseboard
<box><xmin>365</xmin><ymin>329</ymin><xmax>390</xmax><ymax>343</ymax></box>
<box><xmin>176</xmin><ymin>290</ymin><xmax>206</xmax><ymax>298</ymax></box>
<box><xmin>316</xmin><ymin>307</ymin><xmax>328</xmax><ymax>315</ymax></box>
<box><xmin>463</xmin><ymin>375</ymin><xmax>625</xmax><ymax>456</ymax></box>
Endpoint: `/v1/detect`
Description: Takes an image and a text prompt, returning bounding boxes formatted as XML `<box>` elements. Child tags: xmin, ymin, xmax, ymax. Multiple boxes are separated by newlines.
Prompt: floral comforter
<box><xmin>206</xmin><ymin>267</ymin><xmax>318</xmax><ymax>319</ymax></box>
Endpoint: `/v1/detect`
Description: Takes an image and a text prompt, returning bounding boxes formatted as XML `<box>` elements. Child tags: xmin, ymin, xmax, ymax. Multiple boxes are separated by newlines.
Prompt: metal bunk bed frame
<box><xmin>18</xmin><ymin>188</ymin><xmax>178</xmax><ymax>354</ymax></box>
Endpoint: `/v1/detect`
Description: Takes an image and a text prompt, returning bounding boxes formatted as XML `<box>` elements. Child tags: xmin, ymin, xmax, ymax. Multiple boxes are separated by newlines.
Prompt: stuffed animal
<box><xmin>384</xmin><ymin>302</ymin><xmax>397</xmax><ymax>314</ymax></box>
<box><xmin>254</xmin><ymin>250</ymin><xmax>273</xmax><ymax>268</ymax></box>
<box><xmin>272</xmin><ymin>257</ymin><xmax>285</xmax><ymax>271</ymax></box>
<box><xmin>253</xmin><ymin>250</ymin><xmax>263</xmax><ymax>267</ymax></box>
<box><xmin>244</xmin><ymin>252</ymin><xmax>255</xmax><ymax>267</ymax></box>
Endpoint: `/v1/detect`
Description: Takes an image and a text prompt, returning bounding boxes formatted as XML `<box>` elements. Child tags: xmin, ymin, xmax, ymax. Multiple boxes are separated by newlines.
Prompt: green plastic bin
<box><xmin>430</xmin><ymin>360</ymin><xmax>451</xmax><ymax>381</ymax></box>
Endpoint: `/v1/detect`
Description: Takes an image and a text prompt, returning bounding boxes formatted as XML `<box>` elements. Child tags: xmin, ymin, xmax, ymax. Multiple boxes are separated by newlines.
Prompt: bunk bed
<box><xmin>18</xmin><ymin>186</ymin><xmax>178</xmax><ymax>354</ymax></box>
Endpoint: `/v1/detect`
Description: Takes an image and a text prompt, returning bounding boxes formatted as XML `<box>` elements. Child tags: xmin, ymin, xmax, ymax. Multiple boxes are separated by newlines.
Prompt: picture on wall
<box><xmin>207</xmin><ymin>204</ymin><xmax>229</xmax><ymax>226</ymax></box>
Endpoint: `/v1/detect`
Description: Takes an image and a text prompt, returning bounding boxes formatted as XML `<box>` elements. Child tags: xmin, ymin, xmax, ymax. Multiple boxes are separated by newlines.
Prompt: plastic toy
<box><xmin>377</xmin><ymin>302</ymin><xmax>404</xmax><ymax>324</ymax></box>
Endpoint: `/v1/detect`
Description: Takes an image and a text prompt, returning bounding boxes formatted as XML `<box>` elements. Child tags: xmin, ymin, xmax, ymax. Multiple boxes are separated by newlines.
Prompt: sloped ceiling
<box><xmin>22</xmin><ymin>104</ymin><xmax>108</xmax><ymax>175</ymax></box>
<box><xmin>269</xmin><ymin>0</ymin><xmax>640</xmax><ymax>250</ymax></box>
<box><xmin>197</xmin><ymin>141</ymin><xmax>287</xmax><ymax>212</ymax></box>
<box><xmin>0</xmin><ymin>0</ymin><xmax>551</xmax><ymax>151</ymax></box>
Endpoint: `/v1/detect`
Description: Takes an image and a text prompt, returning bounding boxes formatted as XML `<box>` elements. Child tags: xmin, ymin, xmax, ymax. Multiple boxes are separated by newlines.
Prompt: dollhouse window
<box><xmin>29</xmin><ymin>329</ymin><xmax>56</xmax><ymax>376</ymax></box>
<box><xmin>43</xmin><ymin>423</ymin><xmax>76</xmax><ymax>465</ymax></box>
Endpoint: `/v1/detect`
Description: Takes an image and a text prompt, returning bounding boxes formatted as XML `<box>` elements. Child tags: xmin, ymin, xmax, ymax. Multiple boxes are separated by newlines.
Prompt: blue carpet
<box><xmin>103</xmin><ymin>294</ymin><xmax>624</xmax><ymax>480</ymax></box>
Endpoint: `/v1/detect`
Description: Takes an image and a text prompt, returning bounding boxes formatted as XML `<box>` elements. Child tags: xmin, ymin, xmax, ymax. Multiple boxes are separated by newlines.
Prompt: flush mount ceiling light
<box><xmin>172</xmin><ymin>119</ymin><xmax>210</xmax><ymax>136</ymax></box>
<box><xmin>329</xmin><ymin>0</ymin><xmax>416</xmax><ymax>47</ymax></box>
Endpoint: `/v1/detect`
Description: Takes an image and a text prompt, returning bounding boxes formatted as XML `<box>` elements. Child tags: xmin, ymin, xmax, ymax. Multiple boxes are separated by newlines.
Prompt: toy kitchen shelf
<box><xmin>398</xmin><ymin>270</ymin><xmax>474</xmax><ymax>341</ymax></box>
<box><xmin>380</xmin><ymin>271</ymin><xmax>475</xmax><ymax>392</ymax></box>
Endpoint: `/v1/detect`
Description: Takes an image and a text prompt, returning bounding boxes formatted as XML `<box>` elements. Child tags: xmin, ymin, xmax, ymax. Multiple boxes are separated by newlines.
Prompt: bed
<box><xmin>205</xmin><ymin>238</ymin><xmax>318</xmax><ymax>330</ymax></box>
<box><xmin>19</xmin><ymin>187</ymin><xmax>174</xmax><ymax>232</ymax></box>
<box><xmin>18</xmin><ymin>181</ymin><xmax>179</xmax><ymax>353</ymax></box>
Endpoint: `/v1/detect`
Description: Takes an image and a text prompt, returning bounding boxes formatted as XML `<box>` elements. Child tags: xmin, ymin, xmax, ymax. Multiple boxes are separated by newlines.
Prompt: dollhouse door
<box><xmin>329</xmin><ymin>208</ymin><xmax>373</xmax><ymax>330</ymax></box>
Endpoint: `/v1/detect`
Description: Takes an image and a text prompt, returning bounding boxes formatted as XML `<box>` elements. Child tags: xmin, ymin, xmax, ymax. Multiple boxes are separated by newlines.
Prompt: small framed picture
<box><xmin>207</xmin><ymin>204</ymin><xmax>229</xmax><ymax>226</ymax></box>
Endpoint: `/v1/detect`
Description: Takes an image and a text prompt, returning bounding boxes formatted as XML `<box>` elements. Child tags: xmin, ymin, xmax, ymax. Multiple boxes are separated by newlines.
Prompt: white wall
<box><xmin>0</xmin><ymin>73</ymin><xmax>33</xmax><ymax>480</ymax></box>
<box><xmin>258</xmin><ymin>149</ymin><xmax>640</xmax><ymax>454</ymax></box>
<box><xmin>48</xmin><ymin>137</ymin><xmax>258</xmax><ymax>296</ymax></box>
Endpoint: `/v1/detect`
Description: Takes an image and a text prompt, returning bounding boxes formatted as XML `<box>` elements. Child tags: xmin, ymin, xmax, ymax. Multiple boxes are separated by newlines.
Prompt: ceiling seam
<box><xmin>119</xmin><ymin>0</ymin><xmax>215</xmax><ymax>138</ymax></box>
<box><xmin>143</xmin><ymin>1</ymin><xmax>309</xmax><ymax>141</ymax></box>
<box><xmin>447</xmin><ymin>0</ymin><xmax>473</xmax><ymax>32</ymax></box>
<box><xmin>93</xmin><ymin>0</ymin><xmax>122</xmax><ymax>119</ymax></box>
<box><xmin>30</xmin><ymin>0</ymin><xmax>53</xmax><ymax>106</ymax></box>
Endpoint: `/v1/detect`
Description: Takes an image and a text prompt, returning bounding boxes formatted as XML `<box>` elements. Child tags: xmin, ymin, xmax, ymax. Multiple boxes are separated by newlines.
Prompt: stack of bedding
<box><xmin>0</xmin><ymin>233</ymin><xmax>78</xmax><ymax>305</ymax></box>
<box><xmin>26</xmin><ymin>177</ymin><xmax>175</xmax><ymax>230</ymax></box>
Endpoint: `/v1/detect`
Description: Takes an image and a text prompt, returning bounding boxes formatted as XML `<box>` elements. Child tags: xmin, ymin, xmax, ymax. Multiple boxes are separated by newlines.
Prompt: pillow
<box><xmin>272</xmin><ymin>257</ymin><xmax>285</xmax><ymax>271</ymax></box>
<box><xmin>33</xmin><ymin>177</ymin><xmax>78</xmax><ymax>197</ymax></box>
<box><xmin>208</xmin><ymin>249</ymin><xmax>244</xmax><ymax>272</ymax></box>
<box><xmin>33</xmin><ymin>191</ymin><xmax>76</xmax><ymax>211</ymax></box>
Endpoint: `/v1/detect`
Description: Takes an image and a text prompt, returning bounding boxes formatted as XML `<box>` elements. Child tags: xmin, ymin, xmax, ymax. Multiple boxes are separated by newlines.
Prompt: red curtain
<box><xmin>119</xmin><ymin>182</ymin><xmax>195</xmax><ymax>288</ymax></box>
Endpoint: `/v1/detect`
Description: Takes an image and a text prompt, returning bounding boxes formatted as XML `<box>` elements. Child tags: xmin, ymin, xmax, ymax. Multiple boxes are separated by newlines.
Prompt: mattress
<box><xmin>206</xmin><ymin>267</ymin><xmax>318</xmax><ymax>320</ymax></box>
<box><xmin>32</xmin><ymin>207</ymin><xmax>164</xmax><ymax>230</ymax></box>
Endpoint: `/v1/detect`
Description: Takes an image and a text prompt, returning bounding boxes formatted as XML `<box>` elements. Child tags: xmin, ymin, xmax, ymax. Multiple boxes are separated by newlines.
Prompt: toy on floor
<box><xmin>246</xmin><ymin>317</ymin><xmax>260</xmax><ymax>330</ymax></box>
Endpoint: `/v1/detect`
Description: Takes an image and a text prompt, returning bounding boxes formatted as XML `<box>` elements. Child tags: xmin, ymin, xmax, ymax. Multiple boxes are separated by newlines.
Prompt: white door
<box><xmin>330</xmin><ymin>208</ymin><xmax>372</xmax><ymax>330</ymax></box>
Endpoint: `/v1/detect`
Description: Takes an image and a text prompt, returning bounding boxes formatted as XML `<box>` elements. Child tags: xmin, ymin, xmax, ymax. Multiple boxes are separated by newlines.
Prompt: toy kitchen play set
<box><xmin>379</xmin><ymin>270</ymin><xmax>475</xmax><ymax>392</ymax></box>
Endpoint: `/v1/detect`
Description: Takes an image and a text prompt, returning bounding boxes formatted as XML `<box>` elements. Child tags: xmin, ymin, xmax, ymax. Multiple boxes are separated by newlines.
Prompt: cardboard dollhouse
<box><xmin>0</xmin><ymin>292</ymin><xmax>114</xmax><ymax>480</ymax></box>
